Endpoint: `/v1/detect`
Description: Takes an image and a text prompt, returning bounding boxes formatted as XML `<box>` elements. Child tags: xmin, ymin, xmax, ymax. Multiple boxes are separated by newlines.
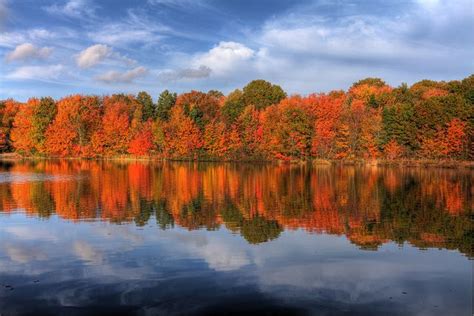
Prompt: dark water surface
<box><xmin>0</xmin><ymin>160</ymin><xmax>472</xmax><ymax>315</ymax></box>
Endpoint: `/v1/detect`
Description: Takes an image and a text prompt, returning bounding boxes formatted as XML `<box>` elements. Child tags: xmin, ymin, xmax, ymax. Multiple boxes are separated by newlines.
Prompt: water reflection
<box><xmin>0</xmin><ymin>161</ymin><xmax>472</xmax><ymax>315</ymax></box>
<box><xmin>0</xmin><ymin>160</ymin><xmax>471</xmax><ymax>256</ymax></box>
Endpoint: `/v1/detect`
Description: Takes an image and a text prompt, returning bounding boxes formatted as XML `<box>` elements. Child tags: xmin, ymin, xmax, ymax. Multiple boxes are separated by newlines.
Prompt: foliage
<box><xmin>221</xmin><ymin>89</ymin><xmax>245</xmax><ymax>125</ymax></box>
<box><xmin>175</xmin><ymin>90</ymin><xmax>220</xmax><ymax>130</ymax></box>
<box><xmin>45</xmin><ymin>95</ymin><xmax>101</xmax><ymax>157</ymax></box>
<box><xmin>137</xmin><ymin>91</ymin><xmax>155</xmax><ymax>122</ymax></box>
<box><xmin>32</xmin><ymin>97</ymin><xmax>57</xmax><ymax>153</ymax></box>
<box><xmin>261</xmin><ymin>96</ymin><xmax>314</xmax><ymax>160</ymax></box>
<box><xmin>11</xmin><ymin>98</ymin><xmax>38</xmax><ymax>154</ymax></box>
<box><xmin>4</xmin><ymin>75</ymin><xmax>473</xmax><ymax>160</ymax></box>
<box><xmin>0</xmin><ymin>99</ymin><xmax>19</xmax><ymax>152</ymax></box>
<box><xmin>156</xmin><ymin>90</ymin><xmax>177</xmax><ymax>121</ymax></box>
<box><xmin>163</xmin><ymin>106</ymin><xmax>202</xmax><ymax>158</ymax></box>
<box><xmin>242</xmin><ymin>79</ymin><xmax>287</xmax><ymax>110</ymax></box>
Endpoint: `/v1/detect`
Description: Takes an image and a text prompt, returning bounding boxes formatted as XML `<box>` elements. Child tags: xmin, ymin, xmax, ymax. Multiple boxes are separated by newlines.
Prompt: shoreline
<box><xmin>0</xmin><ymin>153</ymin><xmax>472</xmax><ymax>169</ymax></box>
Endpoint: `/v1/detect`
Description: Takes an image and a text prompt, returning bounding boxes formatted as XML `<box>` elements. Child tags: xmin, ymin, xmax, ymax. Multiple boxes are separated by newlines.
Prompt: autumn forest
<box><xmin>1</xmin><ymin>75</ymin><xmax>473</xmax><ymax>161</ymax></box>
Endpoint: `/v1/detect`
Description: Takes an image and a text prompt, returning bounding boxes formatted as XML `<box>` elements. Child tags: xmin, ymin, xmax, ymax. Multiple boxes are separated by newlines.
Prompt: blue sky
<box><xmin>0</xmin><ymin>0</ymin><xmax>473</xmax><ymax>101</ymax></box>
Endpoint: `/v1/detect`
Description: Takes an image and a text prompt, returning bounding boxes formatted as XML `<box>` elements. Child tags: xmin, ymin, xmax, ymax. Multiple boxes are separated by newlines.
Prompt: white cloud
<box><xmin>75</xmin><ymin>44</ymin><xmax>138</xmax><ymax>69</ymax></box>
<box><xmin>193</xmin><ymin>41</ymin><xmax>255</xmax><ymax>76</ymax></box>
<box><xmin>76</xmin><ymin>44</ymin><xmax>112</xmax><ymax>68</ymax></box>
<box><xmin>158</xmin><ymin>65</ymin><xmax>211</xmax><ymax>81</ymax></box>
<box><xmin>232</xmin><ymin>0</ymin><xmax>472</xmax><ymax>92</ymax></box>
<box><xmin>89</xmin><ymin>24</ymin><xmax>166</xmax><ymax>46</ymax></box>
<box><xmin>0</xmin><ymin>28</ymin><xmax>57</xmax><ymax>48</ymax></box>
<box><xmin>5</xmin><ymin>43</ymin><xmax>52</xmax><ymax>62</ymax></box>
<box><xmin>44</xmin><ymin>0</ymin><xmax>95</xmax><ymax>18</ymax></box>
<box><xmin>156</xmin><ymin>0</ymin><xmax>472</xmax><ymax>92</ymax></box>
<box><xmin>3</xmin><ymin>0</ymin><xmax>473</xmax><ymax>99</ymax></box>
<box><xmin>154</xmin><ymin>42</ymin><xmax>255</xmax><ymax>84</ymax></box>
<box><xmin>87</xmin><ymin>10</ymin><xmax>169</xmax><ymax>46</ymax></box>
<box><xmin>95</xmin><ymin>66</ymin><xmax>148</xmax><ymax>83</ymax></box>
<box><xmin>6</xmin><ymin>64</ymin><xmax>65</xmax><ymax>80</ymax></box>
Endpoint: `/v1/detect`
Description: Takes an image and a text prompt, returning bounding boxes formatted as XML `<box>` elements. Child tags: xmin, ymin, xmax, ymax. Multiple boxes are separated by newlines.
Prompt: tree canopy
<box><xmin>2</xmin><ymin>76</ymin><xmax>472</xmax><ymax>161</ymax></box>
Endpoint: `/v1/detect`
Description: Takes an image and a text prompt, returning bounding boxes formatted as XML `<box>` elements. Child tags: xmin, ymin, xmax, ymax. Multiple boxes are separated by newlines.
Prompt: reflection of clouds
<box><xmin>73</xmin><ymin>241</ymin><xmax>103</xmax><ymax>264</ymax></box>
<box><xmin>4</xmin><ymin>226</ymin><xmax>58</xmax><ymax>241</ymax></box>
<box><xmin>195</xmin><ymin>239</ymin><xmax>250</xmax><ymax>271</ymax></box>
<box><xmin>248</xmin><ymin>233</ymin><xmax>471</xmax><ymax>315</ymax></box>
<box><xmin>4</xmin><ymin>243</ymin><xmax>47</xmax><ymax>263</ymax></box>
<box><xmin>256</xmin><ymin>261</ymin><xmax>399</xmax><ymax>302</ymax></box>
<box><xmin>170</xmin><ymin>230</ymin><xmax>251</xmax><ymax>271</ymax></box>
<box><xmin>94</xmin><ymin>225</ymin><xmax>144</xmax><ymax>245</ymax></box>
<box><xmin>0</xmin><ymin>215</ymin><xmax>470</xmax><ymax>315</ymax></box>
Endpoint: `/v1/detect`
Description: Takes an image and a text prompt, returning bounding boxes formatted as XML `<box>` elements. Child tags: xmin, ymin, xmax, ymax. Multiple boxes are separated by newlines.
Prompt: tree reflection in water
<box><xmin>0</xmin><ymin>160</ymin><xmax>471</xmax><ymax>257</ymax></box>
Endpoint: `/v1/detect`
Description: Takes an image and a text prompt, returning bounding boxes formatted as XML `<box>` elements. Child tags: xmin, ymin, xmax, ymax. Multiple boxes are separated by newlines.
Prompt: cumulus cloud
<box><xmin>75</xmin><ymin>44</ymin><xmax>137</xmax><ymax>69</ymax></box>
<box><xmin>245</xmin><ymin>0</ymin><xmax>473</xmax><ymax>92</ymax></box>
<box><xmin>193</xmin><ymin>41</ymin><xmax>255</xmax><ymax>76</ymax></box>
<box><xmin>44</xmin><ymin>0</ymin><xmax>95</xmax><ymax>18</ymax></box>
<box><xmin>157</xmin><ymin>0</ymin><xmax>472</xmax><ymax>92</ymax></box>
<box><xmin>76</xmin><ymin>44</ymin><xmax>111</xmax><ymax>68</ymax></box>
<box><xmin>6</xmin><ymin>64</ymin><xmax>65</xmax><ymax>80</ymax></box>
<box><xmin>5</xmin><ymin>43</ymin><xmax>52</xmax><ymax>62</ymax></box>
<box><xmin>158</xmin><ymin>65</ymin><xmax>211</xmax><ymax>81</ymax></box>
<box><xmin>96</xmin><ymin>66</ymin><xmax>148</xmax><ymax>83</ymax></box>
<box><xmin>159</xmin><ymin>41</ymin><xmax>255</xmax><ymax>83</ymax></box>
<box><xmin>258</xmin><ymin>14</ymin><xmax>457</xmax><ymax>63</ymax></box>
<box><xmin>3</xmin><ymin>0</ymin><xmax>473</xmax><ymax>98</ymax></box>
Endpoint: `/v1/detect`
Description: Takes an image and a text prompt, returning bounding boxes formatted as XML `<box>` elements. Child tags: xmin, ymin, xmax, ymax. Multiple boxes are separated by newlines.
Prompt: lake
<box><xmin>0</xmin><ymin>160</ymin><xmax>472</xmax><ymax>315</ymax></box>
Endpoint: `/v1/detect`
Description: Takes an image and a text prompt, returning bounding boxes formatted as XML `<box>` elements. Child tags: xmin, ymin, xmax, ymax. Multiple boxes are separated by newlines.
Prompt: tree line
<box><xmin>0</xmin><ymin>75</ymin><xmax>472</xmax><ymax>160</ymax></box>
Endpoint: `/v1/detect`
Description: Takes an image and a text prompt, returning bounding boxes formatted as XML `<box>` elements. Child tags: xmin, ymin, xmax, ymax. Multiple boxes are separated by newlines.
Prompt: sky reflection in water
<box><xmin>0</xmin><ymin>161</ymin><xmax>472</xmax><ymax>315</ymax></box>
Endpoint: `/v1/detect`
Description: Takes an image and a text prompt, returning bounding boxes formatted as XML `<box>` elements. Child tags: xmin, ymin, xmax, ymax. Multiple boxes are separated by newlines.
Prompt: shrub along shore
<box><xmin>1</xmin><ymin>76</ymin><xmax>473</xmax><ymax>163</ymax></box>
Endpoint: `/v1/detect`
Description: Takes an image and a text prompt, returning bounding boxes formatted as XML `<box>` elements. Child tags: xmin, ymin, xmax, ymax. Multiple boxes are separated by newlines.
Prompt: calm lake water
<box><xmin>0</xmin><ymin>160</ymin><xmax>472</xmax><ymax>315</ymax></box>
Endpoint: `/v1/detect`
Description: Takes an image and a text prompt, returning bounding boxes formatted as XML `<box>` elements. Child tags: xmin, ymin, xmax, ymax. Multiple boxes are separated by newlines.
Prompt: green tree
<box><xmin>242</xmin><ymin>79</ymin><xmax>286</xmax><ymax>110</ymax></box>
<box><xmin>137</xmin><ymin>91</ymin><xmax>154</xmax><ymax>121</ymax></box>
<box><xmin>460</xmin><ymin>74</ymin><xmax>474</xmax><ymax>104</ymax></box>
<box><xmin>207</xmin><ymin>90</ymin><xmax>224</xmax><ymax>98</ymax></box>
<box><xmin>156</xmin><ymin>90</ymin><xmax>177</xmax><ymax>121</ymax></box>
<box><xmin>414</xmin><ymin>94</ymin><xmax>470</xmax><ymax>138</ymax></box>
<box><xmin>31</xmin><ymin>97</ymin><xmax>57</xmax><ymax>152</ymax></box>
<box><xmin>391</xmin><ymin>83</ymin><xmax>414</xmax><ymax>104</ymax></box>
<box><xmin>0</xmin><ymin>99</ymin><xmax>18</xmax><ymax>152</ymax></box>
<box><xmin>352</xmin><ymin>77</ymin><xmax>387</xmax><ymax>88</ymax></box>
<box><xmin>176</xmin><ymin>91</ymin><xmax>220</xmax><ymax>131</ymax></box>
<box><xmin>221</xmin><ymin>89</ymin><xmax>245</xmax><ymax>125</ymax></box>
<box><xmin>380</xmin><ymin>103</ymin><xmax>418</xmax><ymax>152</ymax></box>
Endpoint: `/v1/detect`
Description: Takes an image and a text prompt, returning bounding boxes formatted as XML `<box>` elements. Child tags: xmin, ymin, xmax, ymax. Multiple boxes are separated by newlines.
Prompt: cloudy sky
<box><xmin>0</xmin><ymin>0</ymin><xmax>473</xmax><ymax>100</ymax></box>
